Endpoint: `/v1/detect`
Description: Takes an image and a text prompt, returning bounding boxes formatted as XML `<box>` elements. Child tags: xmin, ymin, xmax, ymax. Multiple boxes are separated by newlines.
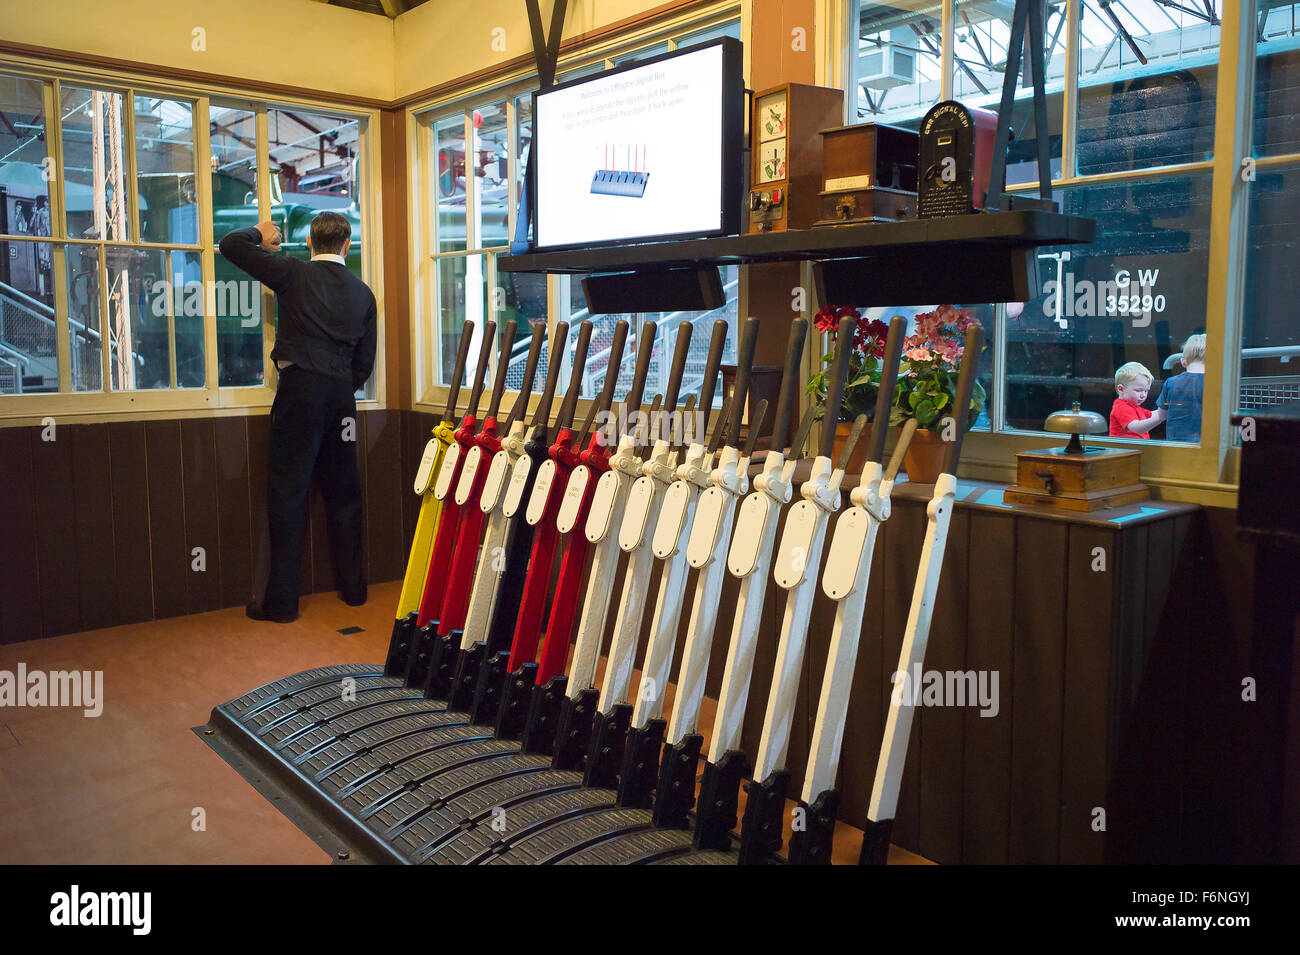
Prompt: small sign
<box><xmin>653</xmin><ymin>481</ymin><xmax>691</xmax><ymax>558</ymax></box>
<box><xmin>584</xmin><ymin>470</ymin><xmax>621</xmax><ymax>542</ymax></box>
<box><xmin>525</xmin><ymin>459</ymin><xmax>557</xmax><ymax>525</ymax></box>
<box><xmin>413</xmin><ymin>438</ymin><xmax>440</xmax><ymax>495</ymax></box>
<box><xmin>687</xmin><ymin>486</ymin><xmax>727</xmax><ymax>568</ymax></box>
<box><xmin>502</xmin><ymin>454</ymin><xmax>534</xmax><ymax>518</ymax></box>
<box><xmin>619</xmin><ymin>476</ymin><xmax>657</xmax><ymax>551</ymax></box>
<box><xmin>556</xmin><ymin>466</ymin><xmax>592</xmax><ymax>534</ymax></box>
<box><xmin>454</xmin><ymin>446</ymin><xmax>483</xmax><ymax>505</ymax></box>
<box><xmin>773</xmin><ymin>500</ymin><xmax>818</xmax><ymax>590</ymax></box>
<box><xmin>823</xmin><ymin>506</ymin><xmax>870</xmax><ymax>600</ymax></box>
<box><xmin>432</xmin><ymin>442</ymin><xmax>462</xmax><ymax>500</ymax></box>
<box><xmin>479</xmin><ymin>450</ymin><xmax>512</xmax><ymax>513</ymax></box>
<box><xmin>727</xmin><ymin>492</ymin><xmax>771</xmax><ymax>578</ymax></box>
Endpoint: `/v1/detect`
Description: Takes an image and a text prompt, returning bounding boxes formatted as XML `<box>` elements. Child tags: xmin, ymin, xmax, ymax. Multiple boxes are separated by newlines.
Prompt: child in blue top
<box><xmin>1158</xmin><ymin>333</ymin><xmax>1205</xmax><ymax>443</ymax></box>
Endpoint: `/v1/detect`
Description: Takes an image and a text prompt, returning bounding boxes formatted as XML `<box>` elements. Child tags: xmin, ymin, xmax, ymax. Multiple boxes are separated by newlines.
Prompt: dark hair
<box><xmin>310</xmin><ymin>211</ymin><xmax>351</xmax><ymax>255</ymax></box>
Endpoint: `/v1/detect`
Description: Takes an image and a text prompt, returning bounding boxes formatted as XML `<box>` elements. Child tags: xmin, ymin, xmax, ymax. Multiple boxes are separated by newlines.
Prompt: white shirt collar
<box><xmin>310</xmin><ymin>253</ymin><xmax>346</xmax><ymax>265</ymax></box>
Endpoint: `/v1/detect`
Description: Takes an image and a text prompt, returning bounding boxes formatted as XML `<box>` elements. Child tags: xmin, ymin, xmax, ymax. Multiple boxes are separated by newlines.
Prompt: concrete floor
<box><xmin>0</xmin><ymin>581</ymin><xmax>930</xmax><ymax>865</ymax></box>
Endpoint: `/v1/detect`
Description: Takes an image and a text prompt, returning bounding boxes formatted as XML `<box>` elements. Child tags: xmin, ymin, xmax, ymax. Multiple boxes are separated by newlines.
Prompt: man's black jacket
<box><xmin>219</xmin><ymin>226</ymin><xmax>376</xmax><ymax>391</ymax></box>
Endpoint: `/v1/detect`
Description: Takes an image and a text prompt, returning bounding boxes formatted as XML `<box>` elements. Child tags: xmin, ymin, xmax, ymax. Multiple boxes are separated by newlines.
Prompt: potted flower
<box><xmin>806</xmin><ymin>305</ymin><xmax>891</xmax><ymax>473</ymax></box>
<box><xmin>889</xmin><ymin>304</ymin><xmax>986</xmax><ymax>483</ymax></box>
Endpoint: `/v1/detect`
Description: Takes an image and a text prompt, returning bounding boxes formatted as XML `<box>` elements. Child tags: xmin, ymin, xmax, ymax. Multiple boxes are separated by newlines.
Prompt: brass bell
<box><xmin>1044</xmin><ymin>401</ymin><xmax>1107</xmax><ymax>454</ymax></box>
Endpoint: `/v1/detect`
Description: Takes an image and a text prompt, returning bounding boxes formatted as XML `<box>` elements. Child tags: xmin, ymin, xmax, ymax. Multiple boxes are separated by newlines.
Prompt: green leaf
<box><xmin>914</xmin><ymin>398</ymin><xmax>937</xmax><ymax>426</ymax></box>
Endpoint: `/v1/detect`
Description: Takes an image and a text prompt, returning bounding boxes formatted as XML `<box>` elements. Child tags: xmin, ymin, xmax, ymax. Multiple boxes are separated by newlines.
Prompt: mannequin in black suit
<box><xmin>220</xmin><ymin>212</ymin><xmax>376</xmax><ymax>623</ymax></box>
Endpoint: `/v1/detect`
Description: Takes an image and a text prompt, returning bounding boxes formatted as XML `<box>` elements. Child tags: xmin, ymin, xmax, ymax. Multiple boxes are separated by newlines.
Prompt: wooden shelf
<box><xmin>499</xmin><ymin>209</ymin><xmax>1095</xmax><ymax>275</ymax></box>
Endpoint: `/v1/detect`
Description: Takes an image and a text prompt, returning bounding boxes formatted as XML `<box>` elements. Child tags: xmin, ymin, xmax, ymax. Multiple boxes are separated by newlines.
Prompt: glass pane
<box><xmin>433</xmin><ymin>115</ymin><xmax>467</xmax><ymax>254</ymax></box>
<box><xmin>475</xmin><ymin>101</ymin><xmax>510</xmax><ymax>248</ymax></box>
<box><xmin>66</xmin><ymin>243</ymin><xmax>103</xmax><ymax>391</ymax></box>
<box><xmin>61</xmin><ymin>86</ymin><xmax>129</xmax><ymax>241</ymax></box>
<box><xmin>1238</xmin><ymin>163</ymin><xmax>1300</xmax><ymax>415</ymax></box>
<box><xmin>1076</xmin><ymin>0</ymin><xmax>1218</xmax><ymax>176</ymax></box>
<box><xmin>210</xmin><ymin>104</ymin><xmax>264</xmax><ymax>387</ymax></box>
<box><xmin>851</xmin><ymin>1</ymin><xmax>943</xmax><ymax>124</ymax></box>
<box><xmin>135</xmin><ymin>96</ymin><xmax>197</xmax><ymax>244</ymax></box>
<box><xmin>514</xmin><ymin>92</ymin><xmax>532</xmax><ymax>245</ymax></box>
<box><xmin>1253</xmin><ymin>3</ymin><xmax>1300</xmax><ymax>157</ymax></box>
<box><xmin>106</xmin><ymin>245</ymin><xmax>168</xmax><ymax>390</ymax></box>
<box><xmin>675</xmin><ymin>19</ymin><xmax>742</xmax><ymax>47</ymax></box>
<box><xmin>437</xmin><ymin>254</ymin><xmax>489</xmax><ymax>386</ymax></box>
<box><xmin>175</xmin><ymin>250</ymin><xmax>206</xmax><ymax>388</ymax></box>
<box><xmin>0</xmin><ymin>238</ymin><xmax>58</xmax><ymax>394</ymax></box>
<box><xmin>952</xmin><ymin>0</ymin><xmax>1065</xmax><ymax>185</ymax></box>
<box><xmin>1003</xmin><ymin>174</ymin><xmax>1212</xmax><ymax>442</ymax></box>
<box><xmin>0</xmin><ymin>75</ymin><xmax>52</xmax><ymax>241</ymax></box>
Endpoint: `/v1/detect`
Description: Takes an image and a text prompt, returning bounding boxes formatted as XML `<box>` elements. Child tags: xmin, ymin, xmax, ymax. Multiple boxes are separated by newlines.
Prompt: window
<box><xmin>0</xmin><ymin>66</ymin><xmax>377</xmax><ymax>409</ymax></box>
<box><xmin>413</xmin><ymin>15</ymin><xmax>743</xmax><ymax>415</ymax></box>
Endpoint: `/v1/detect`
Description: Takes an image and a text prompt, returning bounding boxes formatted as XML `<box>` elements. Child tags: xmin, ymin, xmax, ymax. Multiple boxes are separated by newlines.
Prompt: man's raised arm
<box><xmin>218</xmin><ymin>221</ymin><xmax>295</xmax><ymax>294</ymax></box>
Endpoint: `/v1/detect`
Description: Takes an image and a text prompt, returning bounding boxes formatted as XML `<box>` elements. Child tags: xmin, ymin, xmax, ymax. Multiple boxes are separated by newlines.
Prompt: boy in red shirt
<box><xmin>1110</xmin><ymin>361</ymin><xmax>1166</xmax><ymax>438</ymax></box>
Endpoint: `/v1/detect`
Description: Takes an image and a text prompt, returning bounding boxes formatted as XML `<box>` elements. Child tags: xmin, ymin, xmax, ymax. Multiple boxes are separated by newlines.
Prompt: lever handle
<box><xmin>505</xmin><ymin>321</ymin><xmax>547</xmax><ymax>431</ymax></box>
<box><xmin>940</xmin><ymin>325</ymin><xmax>985</xmax><ymax>476</ymax></box>
<box><xmin>554</xmin><ymin>321</ymin><xmax>595</xmax><ymax>432</ymax></box>
<box><xmin>865</xmin><ymin>317</ymin><xmax>907</xmax><ymax>464</ymax></box>
<box><xmin>698</xmin><ymin>319</ymin><xmax>729</xmax><ymax>439</ymax></box>
<box><xmin>464</xmin><ymin>320</ymin><xmax>497</xmax><ymax>420</ymax></box>
<box><xmin>726</xmin><ymin>317</ymin><xmax>761</xmax><ymax>448</ymax></box>
<box><xmin>788</xmin><ymin>404</ymin><xmax>819</xmax><ymax>461</ymax></box>
<box><xmin>820</xmin><ymin>315</ymin><xmax>856</xmax><ymax>455</ymax></box>
<box><xmin>772</xmin><ymin>318</ymin><xmax>808</xmax><ymax>451</ymax></box>
<box><xmin>622</xmin><ymin>321</ymin><xmax>658</xmax><ymax>422</ymax></box>
<box><xmin>529</xmin><ymin>322</ymin><xmax>569</xmax><ymax>429</ymax></box>
<box><xmin>441</xmin><ymin>320</ymin><xmax>475</xmax><ymax>423</ymax></box>
<box><xmin>578</xmin><ymin>319</ymin><xmax>630</xmax><ymax>446</ymax></box>
<box><xmin>663</xmin><ymin>323</ymin><xmax>694</xmax><ymax>418</ymax></box>
<box><xmin>743</xmin><ymin>399</ymin><xmax>770</xmax><ymax>457</ymax></box>
<box><xmin>483</xmin><ymin>320</ymin><xmax>517</xmax><ymax>422</ymax></box>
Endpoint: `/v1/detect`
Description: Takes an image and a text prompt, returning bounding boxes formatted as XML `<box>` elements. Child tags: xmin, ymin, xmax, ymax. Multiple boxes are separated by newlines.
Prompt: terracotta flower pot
<box><xmin>832</xmin><ymin>420</ymin><xmax>871</xmax><ymax>475</ymax></box>
<box><xmin>902</xmin><ymin>425</ymin><xmax>946</xmax><ymax>484</ymax></box>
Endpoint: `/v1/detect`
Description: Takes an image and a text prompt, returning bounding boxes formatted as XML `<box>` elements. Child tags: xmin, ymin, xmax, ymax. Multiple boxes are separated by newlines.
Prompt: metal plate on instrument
<box><xmin>619</xmin><ymin>476</ymin><xmax>656</xmax><ymax>551</ymax></box>
<box><xmin>773</xmin><ymin>500</ymin><xmax>818</xmax><ymax>590</ymax></box>
<box><xmin>727</xmin><ymin>492</ymin><xmax>771</xmax><ymax>578</ymax></box>
<box><xmin>525</xmin><ymin>459</ymin><xmax>556</xmax><ymax>525</ymax></box>
<box><xmin>556</xmin><ymin>465</ymin><xmax>591</xmax><ymax>535</ymax></box>
<box><xmin>479</xmin><ymin>449</ymin><xmax>511</xmax><ymax>513</ymax></box>
<box><xmin>824</xmin><ymin>505</ymin><xmax>870</xmax><ymax>600</ymax></box>
<box><xmin>686</xmin><ymin>486</ymin><xmax>726</xmax><ymax>568</ymax></box>
<box><xmin>653</xmin><ymin>482</ymin><xmax>691</xmax><ymax>558</ymax></box>
<box><xmin>413</xmin><ymin>438</ymin><xmax>440</xmax><ymax>495</ymax></box>
<box><xmin>583</xmin><ymin>469</ymin><xmax>620</xmax><ymax>542</ymax></box>
<box><xmin>432</xmin><ymin>442</ymin><xmax>461</xmax><ymax>500</ymax></box>
<box><xmin>453</xmin><ymin>446</ymin><xmax>483</xmax><ymax>505</ymax></box>
<box><xmin>502</xmin><ymin>454</ymin><xmax>534</xmax><ymax>518</ymax></box>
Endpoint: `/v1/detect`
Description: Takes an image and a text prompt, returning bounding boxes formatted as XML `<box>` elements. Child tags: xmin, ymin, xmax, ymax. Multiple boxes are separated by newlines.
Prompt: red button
<box><xmin>771</xmin><ymin>188</ymin><xmax>782</xmax><ymax>204</ymax></box>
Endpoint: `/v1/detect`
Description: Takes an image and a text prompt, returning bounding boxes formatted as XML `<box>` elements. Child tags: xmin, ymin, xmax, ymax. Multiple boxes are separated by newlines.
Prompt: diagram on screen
<box><xmin>591</xmin><ymin>143</ymin><xmax>650</xmax><ymax>198</ymax></box>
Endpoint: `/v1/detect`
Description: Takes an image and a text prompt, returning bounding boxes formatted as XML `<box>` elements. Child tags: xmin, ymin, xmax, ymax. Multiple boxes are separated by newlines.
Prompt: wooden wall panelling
<box><xmin>106</xmin><ymin>422</ymin><xmax>154</xmax><ymax>627</ymax></box>
<box><xmin>918</xmin><ymin>506</ymin><xmax>970</xmax><ymax>865</ymax></box>
<box><xmin>144</xmin><ymin>420</ymin><xmax>188</xmax><ymax>621</ymax></box>
<box><xmin>1059</xmin><ymin>523</ymin><xmax>1117</xmax><ymax>864</ymax></box>
<box><xmin>30</xmin><ymin>418</ymin><xmax>81</xmax><ymax>638</ymax></box>
<box><xmin>70</xmin><ymin>423</ymin><xmax>118</xmax><ymax>633</ymax></box>
<box><xmin>962</xmin><ymin>511</ymin><xmax>1015</xmax><ymax>863</ymax></box>
<box><xmin>363</xmin><ymin>409</ymin><xmax>404</xmax><ymax>586</ymax></box>
<box><xmin>882</xmin><ymin>497</ymin><xmax>926</xmax><ymax>851</ymax></box>
<box><xmin>1009</xmin><ymin>516</ymin><xmax>1068</xmax><ymax>864</ymax></box>
<box><xmin>180</xmin><ymin>418</ymin><xmax>222</xmax><ymax>614</ymax></box>
<box><xmin>246</xmin><ymin>414</ymin><xmax>271</xmax><ymax>607</ymax></box>
<box><xmin>0</xmin><ymin>427</ymin><xmax>42</xmax><ymax>643</ymax></box>
<box><xmin>213</xmin><ymin>416</ymin><xmax>253</xmax><ymax>610</ymax></box>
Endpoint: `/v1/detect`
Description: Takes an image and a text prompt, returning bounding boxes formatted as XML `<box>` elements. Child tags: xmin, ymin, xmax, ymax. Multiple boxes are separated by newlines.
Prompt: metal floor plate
<box><xmin>198</xmin><ymin>664</ymin><xmax>762</xmax><ymax>865</ymax></box>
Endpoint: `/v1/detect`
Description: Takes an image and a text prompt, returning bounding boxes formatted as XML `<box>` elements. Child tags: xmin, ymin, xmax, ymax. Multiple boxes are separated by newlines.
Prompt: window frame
<box><xmin>0</xmin><ymin>56</ymin><xmax>385</xmax><ymax>422</ymax></box>
<box><xmin>406</xmin><ymin>2</ymin><xmax>749</xmax><ymax>427</ymax></box>
<box><xmin>826</xmin><ymin>0</ymin><xmax>1270</xmax><ymax>507</ymax></box>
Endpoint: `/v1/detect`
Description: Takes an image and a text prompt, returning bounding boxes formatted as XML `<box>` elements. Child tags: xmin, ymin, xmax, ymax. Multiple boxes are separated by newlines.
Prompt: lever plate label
<box><xmin>619</xmin><ymin>476</ymin><xmax>656</xmax><ymax>551</ymax></box>
<box><xmin>653</xmin><ymin>482</ymin><xmax>691</xmax><ymax>558</ymax></box>
<box><xmin>584</xmin><ymin>470</ymin><xmax>620</xmax><ymax>542</ymax></box>
<box><xmin>432</xmin><ymin>442</ymin><xmax>461</xmax><ymax>500</ymax></box>
<box><xmin>524</xmin><ymin>459</ymin><xmax>556</xmax><ymax>525</ymax></box>
<box><xmin>557</xmin><ymin>465</ymin><xmax>592</xmax><ymax>534</ymax></box>
<box><xmin>413</xmin><ymin>439</ymin><xmax>440</xmax><ymax>495</ymax></box>
<box><xmin>823</xmin><ymin>506</ymin><xmax>870</xmax><ymax>599</ymax></box>
<box><xmin>773</xmin><ymin>500</ymin><xmax>818</xmax><ymax>590</ymax></box>
<box><xmin>687</xmin><ymin>486</ymin><xmax>726</xmax><ymax>568</ymax></box>
<box><xmin>454</xmin><ymin>446</ymin><xmax>482</xmax><ymax>505</ymax></box>
<box><xmin>480</xmin><ymin>450</ymin><xmax>511</xmax><ymax>513</ymax></box>
<box><xmin>727</xmin><ymin>492</ymin><xmax>771</xmax><ymax>578</ymax></box>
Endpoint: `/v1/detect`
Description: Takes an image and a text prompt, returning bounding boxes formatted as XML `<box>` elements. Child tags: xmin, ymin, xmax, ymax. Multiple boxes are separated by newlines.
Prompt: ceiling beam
<box><xmin>379</xmin><ymin>0</ymin><xmax>406</xmax><ymax>17</ymax></box>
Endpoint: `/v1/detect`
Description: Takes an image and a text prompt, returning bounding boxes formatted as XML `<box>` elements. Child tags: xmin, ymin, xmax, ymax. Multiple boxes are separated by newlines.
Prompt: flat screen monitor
<box><xmin>531</xmin><ymin>37</ymin><xmax>744</xmax><ymax>251</ymax></box>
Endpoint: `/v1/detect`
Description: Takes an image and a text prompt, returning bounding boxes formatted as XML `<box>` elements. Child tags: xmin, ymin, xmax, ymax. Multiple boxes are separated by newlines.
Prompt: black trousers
<box><xmin>260</xmin><ymin>365</ymin><xmax>365</xmax><ymax>614</ymax></box>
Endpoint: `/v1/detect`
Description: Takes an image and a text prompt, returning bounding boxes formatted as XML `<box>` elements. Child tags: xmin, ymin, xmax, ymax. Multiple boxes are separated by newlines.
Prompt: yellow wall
<box><xmin>393</xmin><ymin>0</ymin><xmax>665</xmax><ymax>100</ymax></box>
<box><xmin>0</xmin><ymin>0</ymin><xmax>396</xmax><ymax>101</ymax></box>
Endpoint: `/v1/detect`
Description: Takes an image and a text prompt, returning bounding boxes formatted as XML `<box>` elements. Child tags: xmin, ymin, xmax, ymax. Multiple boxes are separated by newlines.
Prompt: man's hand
<box><xmin>255</xmin><ymin>221</ymin><xmax>282</xmax><ymax>251</ymax></box>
